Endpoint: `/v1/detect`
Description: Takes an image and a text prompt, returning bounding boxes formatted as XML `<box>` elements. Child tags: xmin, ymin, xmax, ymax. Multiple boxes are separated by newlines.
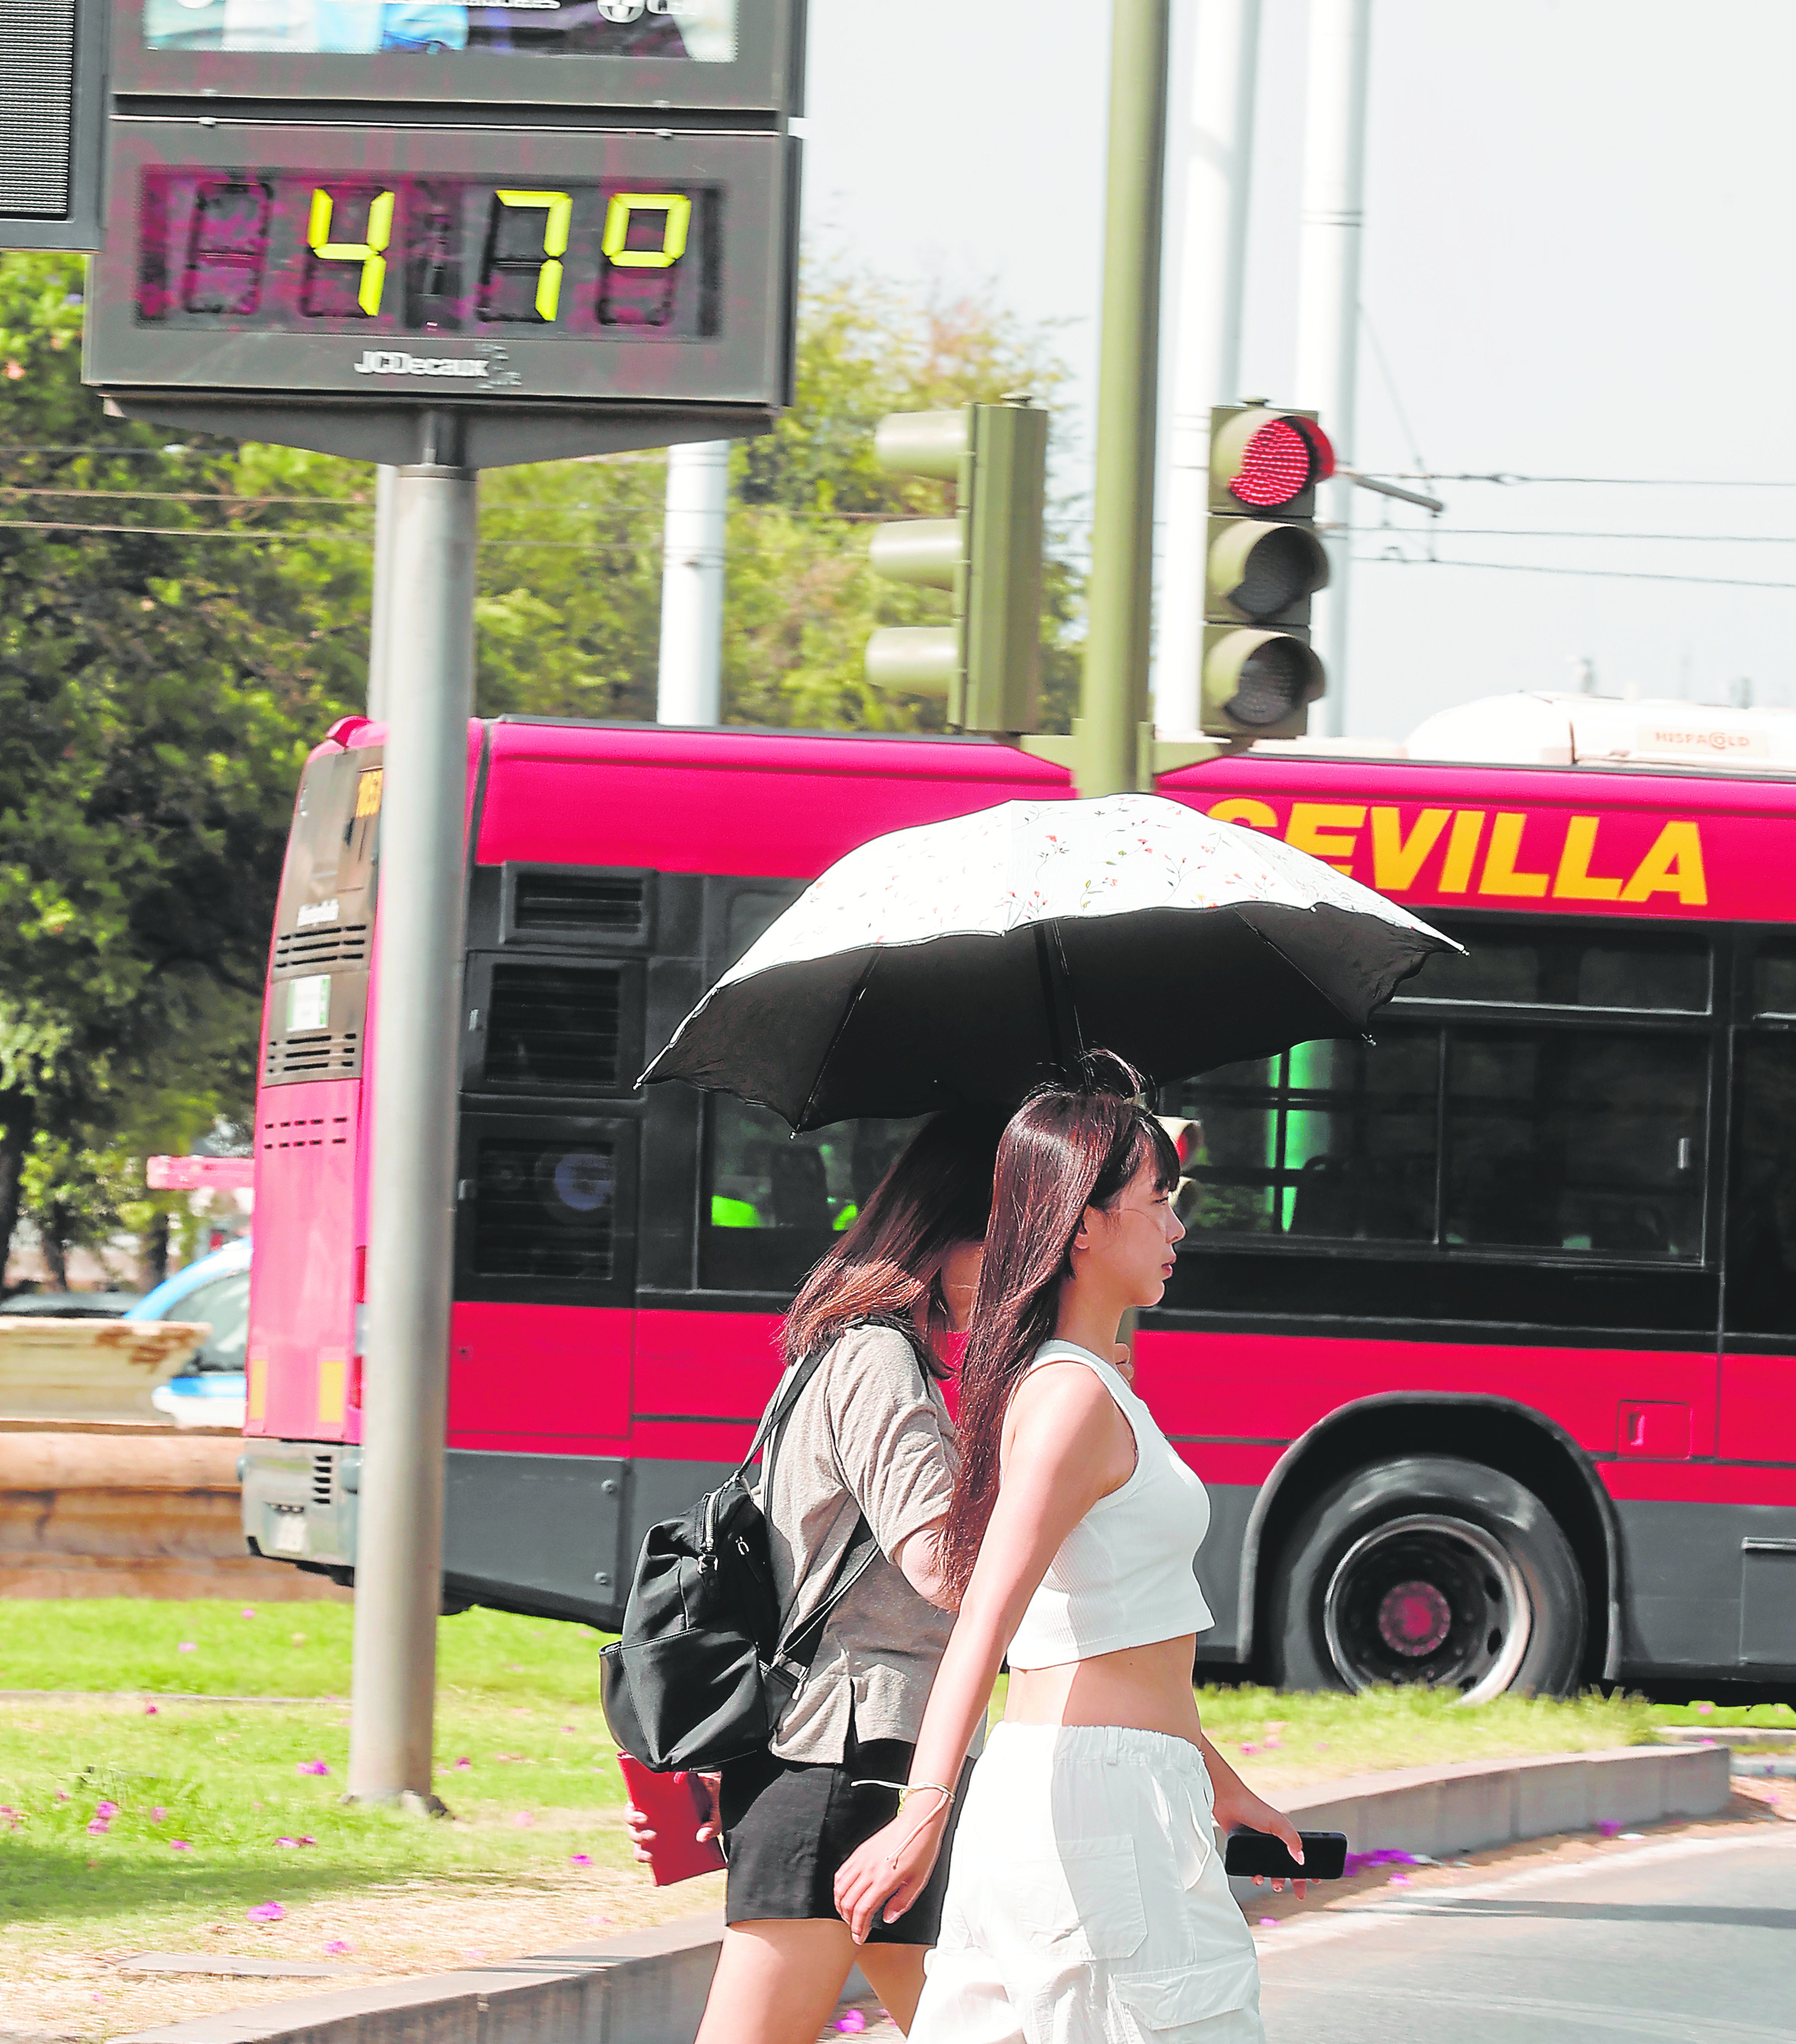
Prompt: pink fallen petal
<box><xmin>298</xmin><ymin>1835</ymin><xmax>316</xmax><ymax>1846</ymax></box>
<box><xmin>1316</xmin><ymin>1742</ymin><xmax>1329</xmax><ymax>1752</ymax></box>
<box><xmin>1597</xmin><ymin>1821</ymin><xmax>1622</xmax><ymax>1837</ymax></box>
<box><xmin>276</xmin><ymin>1837</ymin><xmax>301</xmax><ymax>1848</ymax></box>
<box><xmin>149</xmin><ymin>1808</ymin><xmax>166</xmax><ymax>1823</ymax></box>
<box><xmin>512</xmin><ymin>1812</ymin><xmax>535</xmax><ymax>1828</ymax></box>
<box><xmin>454</xmin><ymin>1758</ymin><xmax>472</xmax><ymax>1771</ymax></box>
<box><xmin>297</xmin><ymin>1761</ymin><xmax>331</xmax><ymax>1776</ymax></box>
<box><xmin>1257</xmin><ymin>1916</ymin><xmax>1278</xmax><ymax>1927</ymax></box>
<box><xmin>241</xmin><ymin>1608</ymin><xmax>257</xmax><ymax>1619</ymax></box>
<box><xmin>1239</xmin><ymin>1742</ymin><xmax>1259</xmax><ymax>1755</ymax></box>
<box><xmin>464</xmin><ymin>1949</ymin><xmax>486</xmax><ymax>1962</ymax></box>
<box><xmin>86</xmin><ymin>1818</ymin><xmax>110</xmax><ymax>1836</ymax></box>
<box><xmin>585</xmin><ymin>1916</ymin><xmax>614</xmax><ymax>1928</ymax></box>
<box><xmin>54</xmin><ymin>1791</ymin><xmax>70</xmax><ymax>1802</ymax></box>
<box><xmin>170</xmin><ymin>1840</ymin><xmax>193</xmax><ymax>1852</ymax></box>
<box><xmin>1388</xmin><ymin>1873</ymin><xmax>1412</xmax><ymax>1887</ymax></box>
<box><xmin>835</xmin><ymin>2013</ymin><xmax>867</xmax><ymax>2034</ymax></box>
<box><xmin>1695</xmin><ymin>1701</ymin><xmax>1714</xmax><ymax>1714</ymax></box>
<box><xmin>247</xmin><ymin>1903</ymin><xmax>286</xmax><ymax>1924</ymax></box>
<box><xmin>177</xmin><ymin>1642</ymin><xmax>196</xmax><ymax>1653</ymax></box>
<box><xmin>568</xmin><ymin>1853</ymin><xmax>592</xmax><ymax>1867</ymax></box>
<box><xmin>144</xmin><ymin>1703</ymin><xmax>160</xmax><ymax>1716</ymax></box>
<box><xmin>324</xmin><ymin>1940</ymin><xmax>353</xmax><ymax>1957</ymax></box>
<box><xmin>95</xmin><ymin>1800</ymin><xmax>119</xmax><ymax>1819</ymax></box>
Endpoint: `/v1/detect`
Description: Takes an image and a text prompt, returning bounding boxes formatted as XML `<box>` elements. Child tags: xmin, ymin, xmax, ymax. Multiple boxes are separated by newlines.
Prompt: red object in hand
<box><xmin>617</xmin><ymin>1755</ymin><xmax>726</xmax><ymax>1886</ymax></box>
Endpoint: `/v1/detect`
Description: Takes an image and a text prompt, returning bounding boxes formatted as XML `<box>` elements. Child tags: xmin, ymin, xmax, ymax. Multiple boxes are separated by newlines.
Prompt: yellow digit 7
<box><xmin>493</xmin><ymin>190</ymin><xmax>573</xmax><ymax>320</ymax></box>
<box><xmin>307</xmin><ymin>188</ymin><xmax>395</xmax><ymax>317</ymax></box>
<box><xmin>602</xmin><ymin>192</ymin><xmax>692</xmax><ymax>271</ymax></box>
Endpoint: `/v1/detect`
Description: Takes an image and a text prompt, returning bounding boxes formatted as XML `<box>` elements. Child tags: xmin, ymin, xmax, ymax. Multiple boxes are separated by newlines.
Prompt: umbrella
<box><xmin>640</xmin><ymin>792</ymin><xmax>1459</xmax><ymax>1130</ymax></box>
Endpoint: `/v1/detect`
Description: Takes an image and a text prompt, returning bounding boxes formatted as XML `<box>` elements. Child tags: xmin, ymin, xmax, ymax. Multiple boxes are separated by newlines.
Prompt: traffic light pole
<box><xmin>1295</xmin><ymin>0</ymin><xmax>1372</xmax><ymax>738</ymax></box>
<box><xmin>347</xmin><ymin>446</ymin><xmax>477</xmax><ymax>1809</ymax></box>
<box><xmin>367</xmin><ymin>464</ymin><xmax>400</xmax><ymax>721</ymax></box>
<box><xmin>1080</xmin><ymin>0</ymin><xmax>1173</xmax><ymax>797</ymax></box>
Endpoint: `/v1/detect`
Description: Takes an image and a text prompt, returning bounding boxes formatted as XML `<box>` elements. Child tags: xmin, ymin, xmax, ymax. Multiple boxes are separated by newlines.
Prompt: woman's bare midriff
<box><xmin>1004</xmin><ymin>1633</ymin><xmax>1204</xmax><ymax>1745</ymax></box>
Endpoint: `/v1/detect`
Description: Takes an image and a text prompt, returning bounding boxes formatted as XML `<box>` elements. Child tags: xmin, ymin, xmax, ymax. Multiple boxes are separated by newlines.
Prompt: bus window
<box><xmin>1750</xmin><ymin>937</ymin><xmax>1796</xmax><ymax>1019</ymax></box>
<box><xmin>1725</xmin><ymin>1034</ymin><xmax>1796</xmax><ymax>1335</ymax></box>
<box><xmin>699</xmin><ymin>1097</ymin><xmax>925</xmax><ymax>1292</ymax></box>
<box><xmin>1396</xmin><ymin>922</ymin><xmax>1710</xmax><ymax>1012</ymax></box>
<box><xmin>1444</xmin><ymin>1029</ymin><xmax>1705</xmax><ymax>1259</ymax></box>
<box><xmin>1169</xmin><ymin>1031</ymin><xmax>1440</xmax><ymax>1244</ymax></box>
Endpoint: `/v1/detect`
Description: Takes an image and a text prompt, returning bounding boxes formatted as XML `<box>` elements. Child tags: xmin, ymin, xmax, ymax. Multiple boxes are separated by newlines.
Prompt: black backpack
<box><xmin>600</xmin><ymin>1323</ymin><xmax>922</xmax><ymax>1772</ymax></box>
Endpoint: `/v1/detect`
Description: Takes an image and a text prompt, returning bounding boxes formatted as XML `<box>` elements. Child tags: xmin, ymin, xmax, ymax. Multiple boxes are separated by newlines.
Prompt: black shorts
<box><xmin>718</xmin><ymin>1726</ymin><xmax>973</xmax><ymax>1945</ymax></box>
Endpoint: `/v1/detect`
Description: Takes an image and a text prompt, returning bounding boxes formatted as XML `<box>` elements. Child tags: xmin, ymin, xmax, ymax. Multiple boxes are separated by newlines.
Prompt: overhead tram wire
<box><xmin>1354</xmin><ymin>553</ymin><xmax>1796</xmax><ymax>591</ymax></box>
<box><xmin>1363</xmin><ymin>471</ymin><xmax>1796</xmax><ymax>488</ymax></box>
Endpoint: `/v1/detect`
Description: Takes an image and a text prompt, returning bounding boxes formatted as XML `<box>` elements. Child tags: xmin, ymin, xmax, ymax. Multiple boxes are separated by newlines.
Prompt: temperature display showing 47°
<box><xmin>87</xmin><ymin>122</ymin><xmax>793</xmax><ymax>410</ymax></box>
<box><xmin>137</xmin><ymin>173</ymin><xmax>717</xmax><ymax>338</ymax></box>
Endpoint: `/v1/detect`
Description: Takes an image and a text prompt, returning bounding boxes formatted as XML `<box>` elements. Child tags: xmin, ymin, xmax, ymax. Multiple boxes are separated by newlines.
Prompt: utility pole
<box><xmin>1157</xmin><ymin>0</ymin><xmax>1261</xmax><ymax>739</ymax></box>
<box><xmin>656</xmin><ymin>440</ymin><xmax>729</xmax><ymax>725</ymax></box>
<box><xmin>347</xmin><ymin>429</ymin><xmax>476</xmax><ymax>1808</ymax></box>
<box><xmin>367</xmin><ymin>464</ymin><xmax>399</xmax><ymax>721</ymax></box>
<box><xmin>1079</xmin><ymin>0</ymin><xmax>1174</xmax><ymax>796</ymax></box>
<box><xmin>1294</xmin><ymin>0</ymin><xmax>1372</xmax><ymax>739</ymax></box>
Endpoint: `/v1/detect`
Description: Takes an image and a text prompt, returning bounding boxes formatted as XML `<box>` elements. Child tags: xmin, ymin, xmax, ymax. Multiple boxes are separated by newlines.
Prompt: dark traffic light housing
<box><xmin>865</xmin><ymin>397</ymin><xmax>1048</xmax><ymax>736</ymax></box>
<box><xmin>1202</xmin><ymin>404</ymin><xmax>1333</xmax><ymax>739</ymax></box>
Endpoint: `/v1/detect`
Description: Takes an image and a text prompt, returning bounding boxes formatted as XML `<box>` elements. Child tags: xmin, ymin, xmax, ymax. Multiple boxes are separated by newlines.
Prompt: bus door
<box><xmin>1722</xmin><ymin>931</ymin><xmax>1796</xmax><ymax>1669</ymax></box>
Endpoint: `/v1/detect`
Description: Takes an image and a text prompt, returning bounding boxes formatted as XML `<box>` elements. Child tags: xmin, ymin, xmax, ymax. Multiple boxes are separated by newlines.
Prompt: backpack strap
<box><xmin>762</xmin><ymin>1313</ymin><xmax>936</xmax><ymax>1676</ymax></box>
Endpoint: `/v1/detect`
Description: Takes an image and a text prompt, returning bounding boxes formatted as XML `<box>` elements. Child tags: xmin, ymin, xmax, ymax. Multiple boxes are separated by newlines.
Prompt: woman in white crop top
<box><xmin>834</xmin><ymin>1063</ymin><xmax>1303</xmax><ymax>2044</ymax></box>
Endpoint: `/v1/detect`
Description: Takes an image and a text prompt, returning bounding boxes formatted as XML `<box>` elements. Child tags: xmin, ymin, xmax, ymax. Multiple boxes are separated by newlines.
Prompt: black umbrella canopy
<box><xmin>641</xmin><ymin>794</ymin><xmax>1459</xmax><ymax>1130</ymax></box>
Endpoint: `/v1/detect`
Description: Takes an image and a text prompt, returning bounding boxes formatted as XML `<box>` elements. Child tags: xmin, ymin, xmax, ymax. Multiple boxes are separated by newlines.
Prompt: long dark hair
<box><xmin>782</xmin><ymin>1108</ymin><xmax>1008</xmax><ymax>1373</ymax></box>
<box><xmin>939</xmin><ymin>1057</ymin><xmax>1179</xmax><ymax>1597</ymax></box>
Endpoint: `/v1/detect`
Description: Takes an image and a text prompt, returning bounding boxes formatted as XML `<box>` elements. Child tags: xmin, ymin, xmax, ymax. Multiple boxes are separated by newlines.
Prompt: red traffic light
<box><xmin>1227</xmin><ymin>415</ymin><xmax>1335</xmax><ymax>509</ymax></box>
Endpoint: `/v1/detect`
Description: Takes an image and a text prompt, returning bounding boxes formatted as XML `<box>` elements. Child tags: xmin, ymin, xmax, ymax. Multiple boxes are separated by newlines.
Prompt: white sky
<box><xmin>800</xmin><ymin>0</ymin><xmax>1796</xmax><ymax>739</ymax></box>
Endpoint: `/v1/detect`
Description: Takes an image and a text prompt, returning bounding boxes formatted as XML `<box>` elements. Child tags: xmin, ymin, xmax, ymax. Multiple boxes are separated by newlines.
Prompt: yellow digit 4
<box><xmin>307</xmin><ymin>188</ymin><xmax>395</xmax><ymax>317</ymax></box>
<box><xmin>602</xmin><ymin>192</ymin><xmax>692</xmax><ymax>271</ymax></box>
<box><xmin>494</xmin><ymin>189</ymin><xmax>573</xmax><ymax>321</ymax></box>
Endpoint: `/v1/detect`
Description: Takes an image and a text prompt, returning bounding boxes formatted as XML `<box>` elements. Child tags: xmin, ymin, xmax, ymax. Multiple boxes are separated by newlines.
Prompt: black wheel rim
<box><xmin>1323</xmin><ymin>1513</ymin><xmax>1531</xmax><ymax>1703</ymax></box>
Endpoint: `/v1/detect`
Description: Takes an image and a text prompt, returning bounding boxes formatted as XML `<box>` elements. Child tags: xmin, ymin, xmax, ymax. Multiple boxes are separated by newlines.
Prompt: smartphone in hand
<box><xmin>1223</xmin><ymin>1829</ymin><xmax>1348</xmax><ymax>1881</ymax></box>
<box><xmin>618</xmin><ymin>1754</ymin><xmax>726</xmax><ymax>1886</ymax></box>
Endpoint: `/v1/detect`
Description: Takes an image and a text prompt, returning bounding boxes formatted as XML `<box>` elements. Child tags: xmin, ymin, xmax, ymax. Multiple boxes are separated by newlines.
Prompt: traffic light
<box><xmin>1202</xmin><ymin>404</ymin><xmax>1333</xmax><ymax>739</ymax></box>
<box><xmin>865</xmin><ymin>397</ymin><xmax>1048</xmax><ymax>735</ymax></box>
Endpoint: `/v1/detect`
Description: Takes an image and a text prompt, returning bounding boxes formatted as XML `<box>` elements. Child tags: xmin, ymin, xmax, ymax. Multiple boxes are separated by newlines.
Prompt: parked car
<box><xmin>0</xmin><ymin>1290</ymin><xmax>144</xmax><ymax>1318</ymax></box>
<box><xmin>130</xmin><ymin>1239</ymin><xmax>251</xmax><ymax>1429</ymax></box>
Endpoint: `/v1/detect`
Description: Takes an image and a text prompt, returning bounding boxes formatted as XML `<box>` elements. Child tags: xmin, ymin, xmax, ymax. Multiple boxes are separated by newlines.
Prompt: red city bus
<box><xmin>241</xmin><ymin>715</ymin><xmax>1796</xmax><ymax>1701</ymax></box>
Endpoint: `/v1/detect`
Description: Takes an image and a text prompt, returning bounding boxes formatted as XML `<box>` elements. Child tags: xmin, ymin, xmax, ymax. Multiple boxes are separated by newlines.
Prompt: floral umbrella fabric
<box><xmin>640</xmin><ymin>792</ymin><xmax>1460</xmax><ymax>1130</ymax></box>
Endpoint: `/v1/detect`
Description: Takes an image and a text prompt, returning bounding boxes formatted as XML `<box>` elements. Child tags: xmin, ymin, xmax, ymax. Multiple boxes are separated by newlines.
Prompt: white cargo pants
<box><xmin>913</xmin><ymin>1725</ymin><xmax>1263</xmax><ymax>2044</ymax></box>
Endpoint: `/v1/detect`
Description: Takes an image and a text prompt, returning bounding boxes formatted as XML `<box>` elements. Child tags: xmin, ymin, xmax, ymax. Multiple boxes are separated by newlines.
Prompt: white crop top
<box><xmin>1006</xmin><ymin>1341</ymin><xmax>1215</xmax><ymax>1671</ymax></box>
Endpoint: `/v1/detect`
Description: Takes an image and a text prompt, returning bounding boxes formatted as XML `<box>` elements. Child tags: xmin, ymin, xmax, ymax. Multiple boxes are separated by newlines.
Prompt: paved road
<box><xmin>1258</xmin><ymin>1828</ymin><xmax>1796</xmax><ymax>2042</ymax></box>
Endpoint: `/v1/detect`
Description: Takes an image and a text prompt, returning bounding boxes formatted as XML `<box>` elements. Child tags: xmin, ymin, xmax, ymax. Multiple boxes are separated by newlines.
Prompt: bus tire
<box><xmin>1264</xmin><ymin>1455</ymin><xmax>1586</xmax><ymax>1702</ymax></box>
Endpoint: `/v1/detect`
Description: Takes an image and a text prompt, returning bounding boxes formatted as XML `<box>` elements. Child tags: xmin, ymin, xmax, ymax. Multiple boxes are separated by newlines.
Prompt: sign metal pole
<box><xmin>347</xmin><ymin>439</ymin><xmax>477</xmax><ymax>1806</ymax></box>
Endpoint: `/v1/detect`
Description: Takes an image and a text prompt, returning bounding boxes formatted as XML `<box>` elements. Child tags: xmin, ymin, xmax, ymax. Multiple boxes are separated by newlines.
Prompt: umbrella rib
<box><xmin>1033</xmin><ymin>919</ymin><xmax>1087</xmax><ymax>1081</ymax></box>
<box><xmin>794</xmin><ymin>949</ymin><xmax>878</xmax><ymax>1131</ymax></box>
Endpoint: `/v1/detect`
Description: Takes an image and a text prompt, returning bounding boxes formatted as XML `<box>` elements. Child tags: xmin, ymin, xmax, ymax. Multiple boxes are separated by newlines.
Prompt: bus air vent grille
<box><xmin>513</xmin><ymin>870</ymin><xmax>648</xmax><ymax>938</ymax></box>
<box><xmin>472</xmin><ymin>1138</ymin><xmax>616</xmax><ymax>1284</ymax></box>
<box><xmin>311</xmin><ymin>1455</ymin><xmax>334</xmax><ymax>1507</ymax></box>
<box><xmin>274</xmin><ymin>924</ymin><xmax>369</xmax><ymax>973</ymax></box>
<box><xmin>265</xmin><ymin>1031</ymin><xmax>361</xmax><ymax>1081</ymax></box>
<box><xmin>484</xmin><ymin>964</ymin><xmax>621</xmax><ymax>1091</ymax></box>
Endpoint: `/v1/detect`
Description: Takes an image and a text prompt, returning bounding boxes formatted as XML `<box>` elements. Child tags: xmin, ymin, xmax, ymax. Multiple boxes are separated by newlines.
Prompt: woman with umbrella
<box><xmin>832</xmin><ymin>1063</ymin><xmax>1303</xmax><ymax>2044</ymax></box>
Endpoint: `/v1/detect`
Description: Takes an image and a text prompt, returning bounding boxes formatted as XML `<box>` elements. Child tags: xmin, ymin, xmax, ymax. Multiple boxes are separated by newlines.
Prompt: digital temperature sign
<box><xmin>87</xmin><ymin>122</ymin><xmax>794</xmax><ymax>412</ymax></box>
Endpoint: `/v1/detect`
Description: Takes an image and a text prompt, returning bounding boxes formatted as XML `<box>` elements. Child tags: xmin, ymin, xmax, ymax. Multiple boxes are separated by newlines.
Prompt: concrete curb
<box><xmin>118</xmin><ymin>1743</ymin><xmax>1734</xmax><ymax>2044</ymax></box>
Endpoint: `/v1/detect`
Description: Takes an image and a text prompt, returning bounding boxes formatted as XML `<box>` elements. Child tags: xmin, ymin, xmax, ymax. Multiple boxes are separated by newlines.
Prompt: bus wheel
<box><xmin>1265</xmin><ymin>1455</ymin><xmax>1586</xmax><ymax>1702</ymax></box>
